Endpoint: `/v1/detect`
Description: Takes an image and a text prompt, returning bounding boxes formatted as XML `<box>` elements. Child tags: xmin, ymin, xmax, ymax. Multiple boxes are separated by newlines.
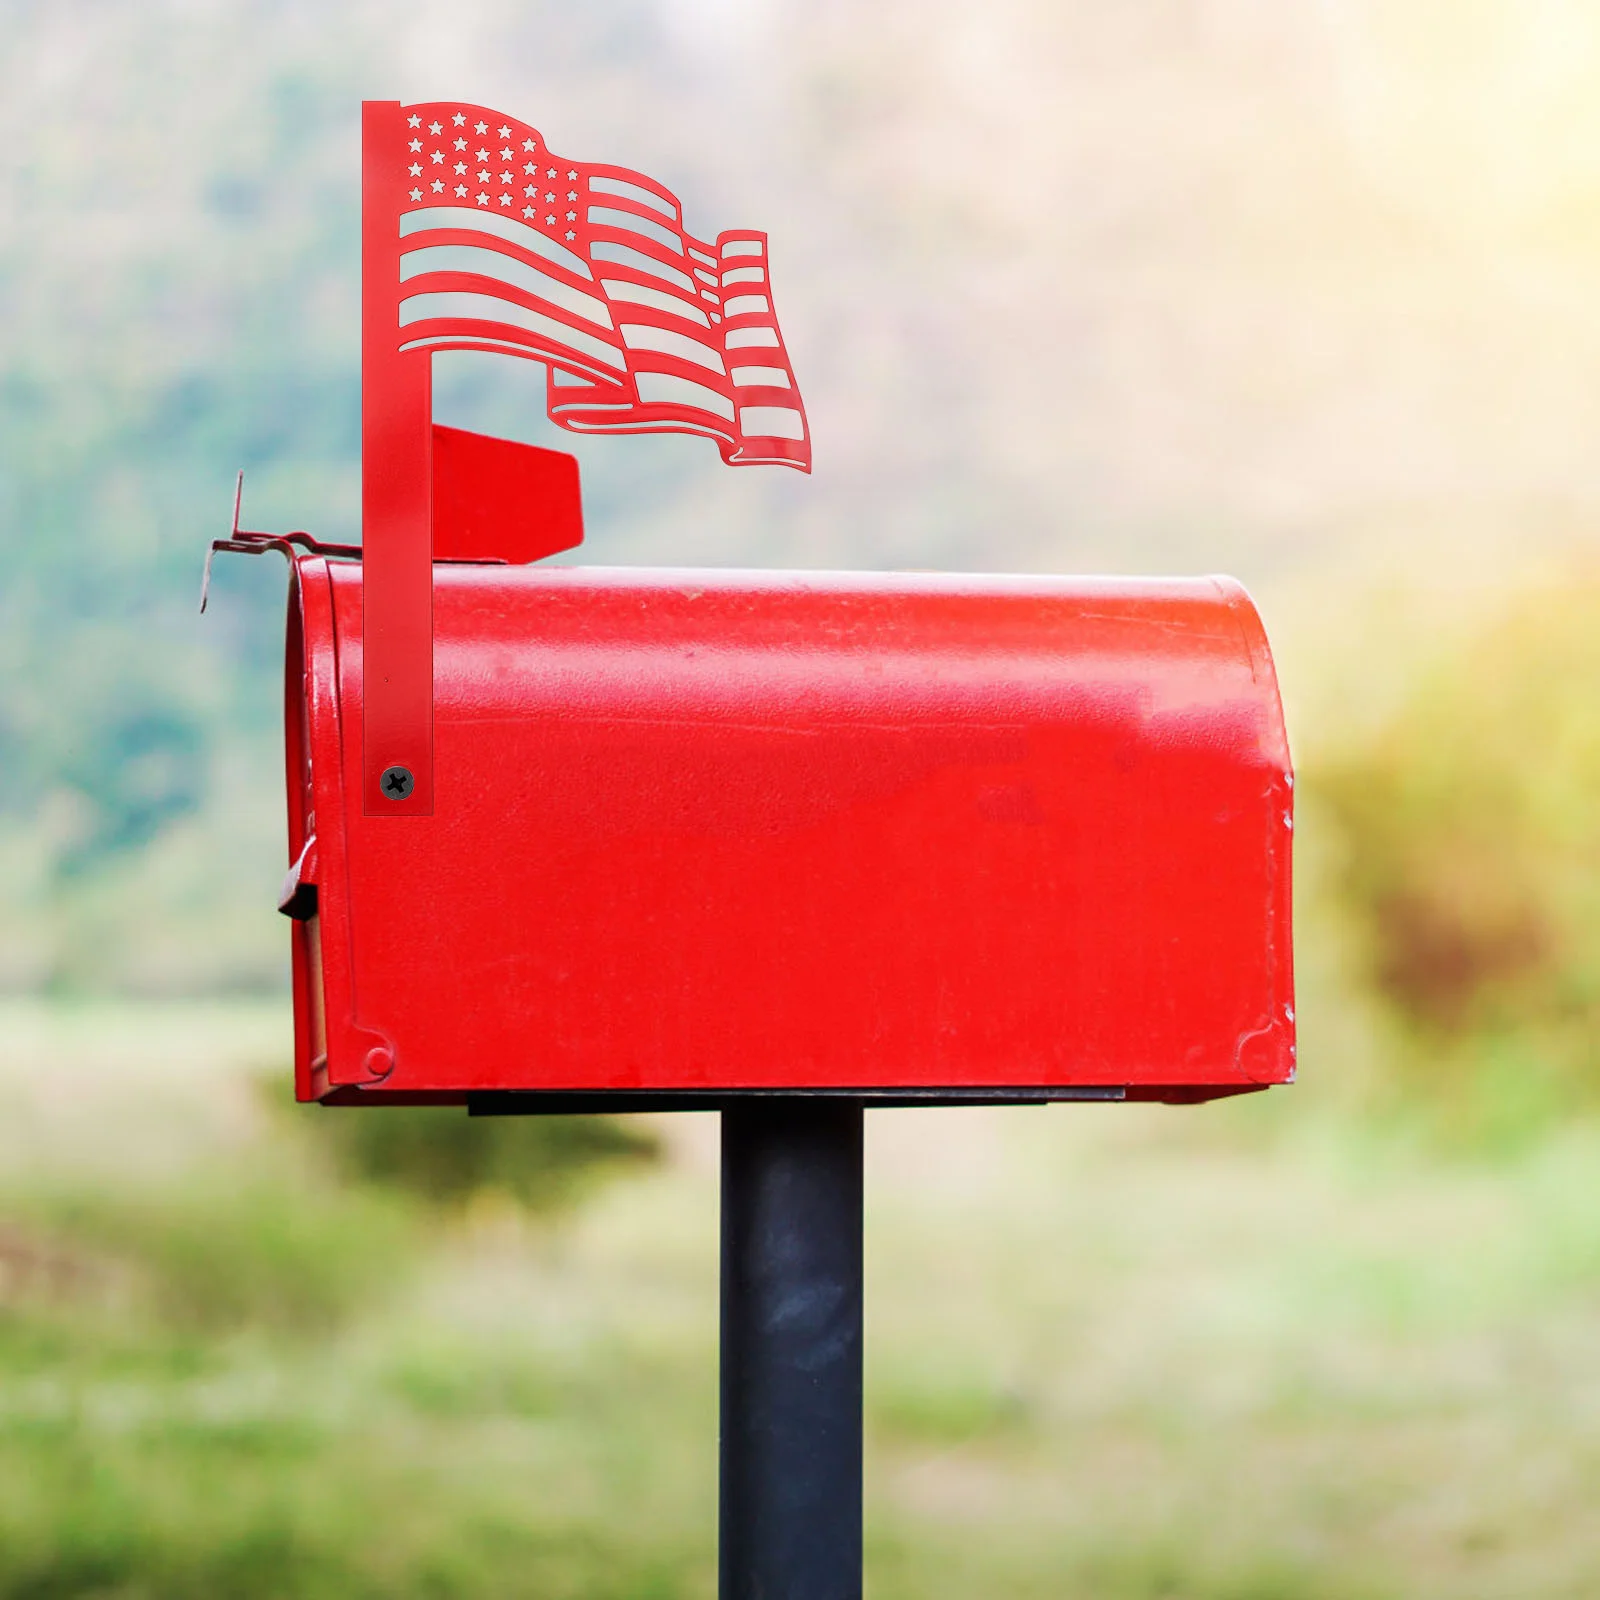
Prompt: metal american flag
<box><xmin>359</xmin><ymin>100</ymin><xmax>809</xmax><ymax>818</ymax></box>
<box><xmin>369</xmin><ymin>100</ymin><xmax>809</xmax><ymax>469</ymax></box>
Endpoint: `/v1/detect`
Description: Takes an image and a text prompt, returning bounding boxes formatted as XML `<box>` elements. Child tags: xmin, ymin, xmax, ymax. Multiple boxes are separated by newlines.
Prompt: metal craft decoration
<box><xmin>361</xmin><ymin>101</ymin><xmax>810</xmax><ymax>816</ymax></box>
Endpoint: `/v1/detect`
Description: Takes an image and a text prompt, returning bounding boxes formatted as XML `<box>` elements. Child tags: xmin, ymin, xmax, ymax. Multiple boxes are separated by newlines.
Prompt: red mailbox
<box><xmin>280</xmin><ymin>558</ymin><xmax>1293</xmax><ymax>1106</ymax></box>
<box><xmin>216</xmin><ymin>93</ymin><xmax>1296</xmax><ymax>1598</ymax></box>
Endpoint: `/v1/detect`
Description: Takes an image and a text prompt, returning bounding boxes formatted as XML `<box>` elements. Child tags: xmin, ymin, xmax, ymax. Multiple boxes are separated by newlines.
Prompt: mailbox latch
<box><xmin>278</xmin><ymin>836</ymin><xmax>319</xmax><ymax>922</ymax></box>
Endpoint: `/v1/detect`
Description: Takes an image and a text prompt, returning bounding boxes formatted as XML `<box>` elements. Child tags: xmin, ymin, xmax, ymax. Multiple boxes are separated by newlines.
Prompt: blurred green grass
<box><xmin>6</xmin><ymin>991</ymin><xmax>1600</xmax><ymax>1595</ymax></box>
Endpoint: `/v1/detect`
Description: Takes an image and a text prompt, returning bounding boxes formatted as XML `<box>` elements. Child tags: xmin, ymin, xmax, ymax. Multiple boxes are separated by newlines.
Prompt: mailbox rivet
<box><xmin>380</xmin><ymin>765</ymin><xmax>415</xmax><ymax>801</ymax></box>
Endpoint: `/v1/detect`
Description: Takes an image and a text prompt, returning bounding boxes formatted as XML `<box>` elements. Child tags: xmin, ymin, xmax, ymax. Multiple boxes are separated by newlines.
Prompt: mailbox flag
<box><xmin>360</xmin><ymin>98</ymin><xmax>811</xmax><ymax>817</ymax></box>
<box><xmin>369</xmin><ymin>100</ymin><xmax>810</xmax><ymax>470</ymax></box>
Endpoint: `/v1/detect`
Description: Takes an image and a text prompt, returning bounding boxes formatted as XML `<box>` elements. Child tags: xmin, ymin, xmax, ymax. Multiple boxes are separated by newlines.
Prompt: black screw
<box><xmin>380</xmin><ymin>765</ymin><xmax>415</xmax><ymax>800</ymax></box>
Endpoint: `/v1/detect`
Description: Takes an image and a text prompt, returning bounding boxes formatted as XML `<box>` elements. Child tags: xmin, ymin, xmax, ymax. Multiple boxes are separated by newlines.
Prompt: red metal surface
<box><xmin>432</xmin><ymin>425</ymin><xmax>583</xmax><ymax>563</ymax></box>
<box><xmin>285</xmin><ymin>562</ymin><xmax>1294</xmax><ymax>1103</ymax></box>
<box><xmin>362</xmin><ymin>100</ymin><xmax>435</xmax><ymax>815</ymax></box>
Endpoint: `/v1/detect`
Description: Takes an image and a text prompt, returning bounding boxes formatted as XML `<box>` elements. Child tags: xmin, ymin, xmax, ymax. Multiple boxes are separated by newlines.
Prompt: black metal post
<box><xmin>720</xmin><ymin>1099</ymin><xmax>864</xmax><ymax>1600</ymax></box>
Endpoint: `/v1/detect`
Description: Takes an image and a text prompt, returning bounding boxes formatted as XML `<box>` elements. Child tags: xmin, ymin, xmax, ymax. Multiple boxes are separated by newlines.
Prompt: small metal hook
<box><xmin>200</xmin><ymin>470</ymin><xmax>361</xmax><ymax>613</ymax></box>
<box><xmin>199</xmin><ymin>470</ymin><xmax>246</xmax><ymax>614</ymax></box>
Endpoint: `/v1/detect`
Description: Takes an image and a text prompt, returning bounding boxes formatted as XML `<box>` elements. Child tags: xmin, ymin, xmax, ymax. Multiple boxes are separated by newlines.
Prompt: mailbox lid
<box><xmin>288</xmin><ymin>562</ymin><xmax>1293</xmax><ymax>1099</ymax></box>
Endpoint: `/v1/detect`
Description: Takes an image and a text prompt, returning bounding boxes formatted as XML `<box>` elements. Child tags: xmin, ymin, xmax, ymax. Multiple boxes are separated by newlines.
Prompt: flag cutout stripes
<box><xmin>374</xmin><ymin>101</ymin><xmax>809</xmax><ymax>469</ymax></box>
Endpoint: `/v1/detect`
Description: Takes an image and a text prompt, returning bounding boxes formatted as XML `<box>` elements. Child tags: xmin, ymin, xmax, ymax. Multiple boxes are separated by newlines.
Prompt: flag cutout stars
<box><xmin>367</xmin><ymin>99</ymin><xmax>809</xmax><ymax>469</ymax></box>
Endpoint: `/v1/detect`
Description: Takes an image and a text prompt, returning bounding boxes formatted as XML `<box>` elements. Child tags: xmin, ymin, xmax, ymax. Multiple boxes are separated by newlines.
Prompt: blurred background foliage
<box><xmin>7</xmin><ymin>0</ymin><xmax>1600</xmax><ymax>1594</ymax></box>
<box><xmin>1309</xmin><ymin>571</ymin><xmax>1600</xmax><ymax>1141</ymax></box>
<box><xmin>300</xmin><ymin>1097</ymin><xmax>662</xmax><ymax>1209</ymax></box>
<box><xmin>7</xmin><ymin>0</ymin><xmax>1600</xmax><ymax>1013</ymax></box>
